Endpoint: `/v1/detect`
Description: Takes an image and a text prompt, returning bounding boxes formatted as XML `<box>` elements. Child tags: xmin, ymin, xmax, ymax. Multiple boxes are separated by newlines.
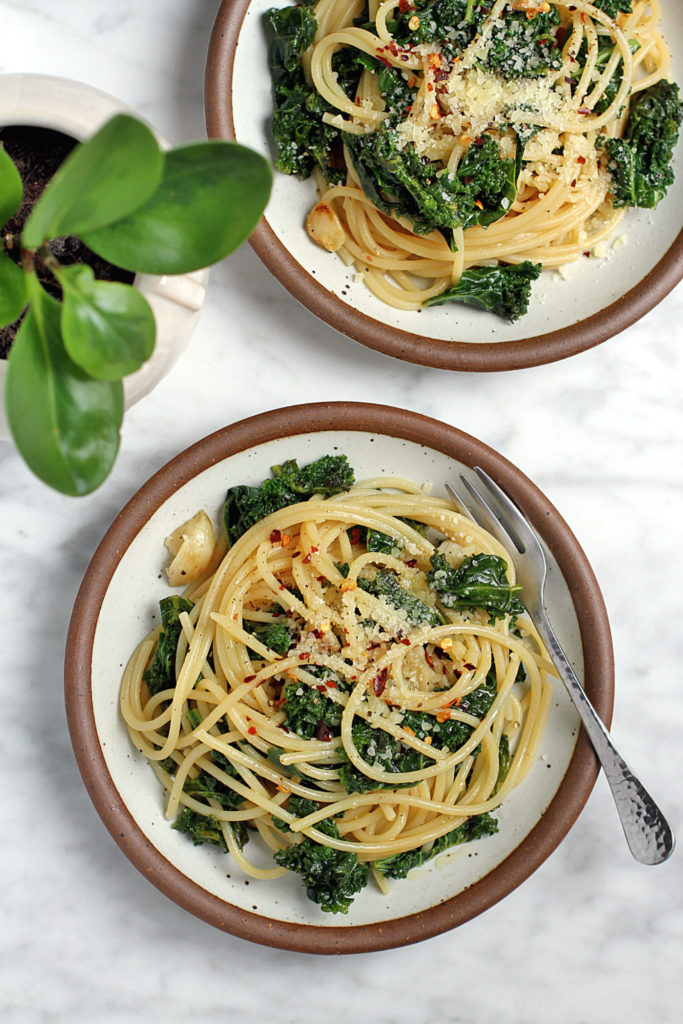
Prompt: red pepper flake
<box><xmin>273</xmin><ymin>697</ymin><xmax>287</xmax><ymax>708</ymax></box>
<box><xmin>317</xmin><ymin>685</ymin><xmax>327</xmax><ymax>694</ymax></box>
<box><xmin>463</xmin><ymin>176</ymin><xmax>474</xmax><ymax>185</ymax></box>
<box><xmin>316</xmin><ymin>576</ymin><xmax>326</xmax><ymax>584</ymax></box>
<box><xmin>315</xmin><ymin>720</ymin><xmax>332</xmax><ymax>742</ymax></box>
<box><xmin>405</xmin><ymin>105</ymin><xmax>413</xmax><ymax>113</ymax></box>
<box><xmin>278</xmin><ymin>723</ymin><xmax>290</xmax><ymax>733</ymax></box>
<box><xmin>425</xmin><ymin>651</ymin><xmax>435</xmax><ymax>668</ymax></box>
<box><xmin>247</xmin><ymin>726</ymin><xmax>258</xmax><ymax>735</ymax></box>
<box><xmin>376</xmin><ymin>53</ymin><xmax>393</xmax><ymax>68</ymax></box>
<box><xmin>311</xmin><ymin>546</ymin><xmax>319</xmax><ymax>554</ymax></box>
<box><xmin>442</xmin><ymin>696</ymin><xmax>462</xmax><ymax>709</ymax></box>
<box><xmin>327</xmin><ymin>681</ymin><xmax>338</xmax><ymax>689</ymax></box>
<box><xmin>244</xmin><ymin>675</ymin><xmax>257</xmax><ymax>683</ymax></box>
<box><xmin>292</xmin><ymin>552</ymin><xmax>301</xmax><ymax>559</ymax></box>
<box><xmin>302</xmin><ymin>553</ymin><xmax>312</xmax><ymax>564</ymax></box>
<box><xmin>571</xmin><ymin>179</ymin><xmax>577</xmax><ymax>187</ymax></box>
<box><xmin>351</xmin><ymin>528</ymin><xmax>361</xmax><ymax>545</ymax></box>
<box><xmin>583</xmin><ymin>251</ymin><xmax>591</xmax><ymax>257</ymax></box>
<box><xmin>355</xmin><ymin>96</ymin><xmax>361</xmax><ymax>106</ymax></box>
<box><xmin>270</xmin><ymin>529</ymin><xmax>281</xmax><ymax>544</ymax></box>
<box><xmin>577</xmin><ymin>155</ymin><xmax>586</xmax><ymax>164</ymax></box>
<box><xmin>428</xmin><ymin>82</ymin><xmax>434</xmax><ymax>92</ymax></box>
<box><xmin>373</xmin><ymin>667</ymin><xmax>389</xmax><ymax>697</ymax></box>
<box><xmin>388</xmin><ymin>42</ymin><xmax>399</xmax><ymax>57</ymax></box>
<box><xmin>464</xmin><ymin>663</ymin><xmax>475</xmax><ymax>671</ymax></box>
<box><xmin>398</xmin><ymin>0</ymin><xmax>415</xmax><ymax>11</ymax></box>
<box><xmin>298</xmin><ymin>652</ymin><xmax>311</xmax><ymax>660</ymax></box>
<box><xmin>313</xmin><ymin>629</ymin><xmax>323</xmax><ymax>639</ymax></box>
<box><xmin>405</xmin><ymin>559</ymin><xmax>417</xmax><ymax>568</ymax></box>
<box><xmin>475</xmin><ymin>137</ymin><xmax>484</xmax><ymax>147</ymax></box>
<box><xmin>399</xmin><ymin>638</ymin><xmax>411</xmax><ymax>646</ymax></box>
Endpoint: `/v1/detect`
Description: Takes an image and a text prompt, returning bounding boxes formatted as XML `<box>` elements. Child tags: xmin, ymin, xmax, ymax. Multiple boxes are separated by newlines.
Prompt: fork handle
<box><xmin>535</xmin><ymin>615</ymin><xmax>674</xmax><ymax>865</ymax></box>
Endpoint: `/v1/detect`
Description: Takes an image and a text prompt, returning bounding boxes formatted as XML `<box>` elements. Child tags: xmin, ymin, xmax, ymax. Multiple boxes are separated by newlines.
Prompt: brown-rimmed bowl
<box><xmin>205</xmin><ymin>0</ymin><xmax>683</xmax><ymax>372</ymax></box>
<box><xmin>65</xmin><ymin>402</ymin><xmax>614</xmax><ymax>953</ymax></box>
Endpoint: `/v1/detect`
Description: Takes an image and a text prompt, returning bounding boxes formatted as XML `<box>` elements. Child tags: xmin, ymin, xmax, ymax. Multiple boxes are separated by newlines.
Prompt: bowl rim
<box><xmin>64</xmin><ymin>401</ymin><xmax>614</xmax><ymax>954</ymax></box>
<box><xmin>204</xmin><ymin>0</ymin><xmax>683</xmax><ymax>372</ymax></box>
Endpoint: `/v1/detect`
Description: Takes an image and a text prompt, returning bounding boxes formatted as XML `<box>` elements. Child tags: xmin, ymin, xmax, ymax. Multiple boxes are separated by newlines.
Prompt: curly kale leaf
<box><xmin>375</xmin><ymin>812</ymin><xmax>499</xmax><ymax>879</ymax></box>
<box><xmin>267</xmin><ymin>5</ymin><xmax>347</xmax><ymax>181</ymax></box>
<box><xmin>274</xmin><ymin>817</ymin><xmax>370</xmax><ymax>914</ymax></box>
<box><xmin>172</xmin><ymin>808</ymin><xmax>250</xmax><ymax>852</ymax></box>
<box><xmin>366</xmin><ymin>516</ymin><xmax>427</xmax><ymax>557</ymax></box>
<box><xmin>280</xmin><ymin>682</ymin><xmax>344</xmax><ymax>740</ymax></box>
<box><xmin>338</xmin><ymin>704</ymin><xmax>480</xmax><ymax>793</ymax></box>
<box><xmin>481</xmin><ymin>6</ymin><xmax>562</xmax><ymax>80</ymax></box>
<box><xmin>266</xmin><ymin>5</ymin><xmax>317</xmax><ymax>91</ymax></box>
<box><xmin>344</xmin><ymin>129</ymin><xmax>520</xmax><ymax>238</ymax></box>
<box><xmin>183</xmin><ymin>768</ymin><xmax>245</xmax><ymax>812</ymax></box>
<box><xmin>272</xmin><ymin>794</ymin><xmax>320</xmax><ymax>833</ymax></box>
<box><xmin>379</xmin><ymin>1</ymin><xmax>476</xmax><ymax>51</ymax></box>
<box><xmin>427</xmin><ymin>552</ymin><xmax>525</xmax><ymax>623</ymax></box>
<box><xmin>591</xmin><ymin>1</ymin><xmax>633</xmax><ymax>18</ymax></box>
<box><xmin>494</xmin><ymin>733</ymin><xmax>511</xmax><ymax>795</ymax></box>
<box><xmin>424</xmin><ymin>261</ymin><xmax>542</xmax><ymax>322</ymax></box>
<box><xmin>223</xmin><ymin>454</ymin><xmax>355</xmax><ymax>544</ymax></box>
<box><xmin>143</xmin><ymin>595</ymin><xmax>194</xmax><ymax>696</ymax></box>
<box><xmin>604</xmin><ymin>80</ymin><xmax>683</xmax><ymax>209</ymax></box>
<box><xmin>243</xmin><ymin>619</ymin><xmax>296</xmax><ymax>657</ymax></box>
<box><xmin>357</xmin><ymin>569</ymin><xmax>446</xmax><ymax>628</ymax></box>
<box><xmin>569</xmin><ymin>36</ymin><xmax>640</xmax><ymax>118</ymax></box>
<box><xmin>331</xmin><ymin>673</ymin><xmax>497</xmax><ymax>793</ymax></box>
<box><xmin>271</xmin><ymin>455</ymin><xmax>355</xmax><ymax>496</ymax></box>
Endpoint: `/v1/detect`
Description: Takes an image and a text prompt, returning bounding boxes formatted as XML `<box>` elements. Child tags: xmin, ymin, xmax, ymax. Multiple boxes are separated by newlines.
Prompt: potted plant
<box><xmin>0</xmin><ymin>74</ymin><xmax>271</xmax><ymax>496</ymax></box>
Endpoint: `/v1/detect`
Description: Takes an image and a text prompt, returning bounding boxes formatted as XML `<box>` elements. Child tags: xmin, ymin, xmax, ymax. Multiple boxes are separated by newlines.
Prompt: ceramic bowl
<box><xmin>0</xmin><ymin>73</ymin><xmax>209</xmax><ymax>442</ymax></box>
<box><xmin>65</xmin><ymin>402</ymin><xmax>614</xmax><ymax>953</ymax></box>
<box><xmin>205</xmin><ymin>0</ymin><xmax>683</xmax><ymax>371</ymax></box>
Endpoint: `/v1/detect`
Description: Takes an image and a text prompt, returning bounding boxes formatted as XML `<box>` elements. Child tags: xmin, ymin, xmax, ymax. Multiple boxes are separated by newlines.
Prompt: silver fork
<box><xmin>446</xmin><ymin>470</ymin><xmax>674</xmax><ymax>866</ymax></box>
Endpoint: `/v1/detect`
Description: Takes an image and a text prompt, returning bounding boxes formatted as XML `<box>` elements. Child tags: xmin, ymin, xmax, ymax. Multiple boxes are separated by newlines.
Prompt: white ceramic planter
<box><xmin>0</xmin><ymin>73</ymin><xmax>209</xmax><ymax>442</ymax></box>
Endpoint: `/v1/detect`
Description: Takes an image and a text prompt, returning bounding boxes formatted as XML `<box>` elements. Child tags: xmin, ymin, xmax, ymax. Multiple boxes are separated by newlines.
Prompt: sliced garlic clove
<box><xmin>306</xmin><ymin>201</ymin><xmax>346</xmax><ymax>252</ymax></box>
<box><xmin>165</xmin><ymin>510</ymin><xmax>215</xmax><ymax>586</ymax></box>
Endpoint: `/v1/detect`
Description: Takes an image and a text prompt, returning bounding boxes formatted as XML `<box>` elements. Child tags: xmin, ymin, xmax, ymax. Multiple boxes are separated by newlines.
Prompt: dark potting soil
<box><xmin>0</xmin><ymin>124</ymin><xmax>135</xmax><ymax>359</ymax></box>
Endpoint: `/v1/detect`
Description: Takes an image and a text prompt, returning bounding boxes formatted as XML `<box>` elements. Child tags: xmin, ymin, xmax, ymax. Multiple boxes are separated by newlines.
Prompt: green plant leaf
<box><xmin>4</xmin><ymin>279</ymin><xmax>123</xmax><ymax>495</ymax></box>
<box><xmin>0</xmin><ymin>145</ymin><xmax>23</xmax><ymax>227</ymax></box>
<box><xmin>81</xmin><ymin>141</ymin><xmax>272</xmax><ymax>274</ymax></box>
<box><xmin>0</xmin><ymin>253</ymin><xmax>27</xmax><ymax>328</ymax></box>
<box><xmin>58</xmin><ymin>264</ymin><xmax>155</xmax><ymax>380</ymax></box>
<box><xmin>22</xmin><ymin>114</ymin><xmax>164</xmax><ymax>248</ymax></box>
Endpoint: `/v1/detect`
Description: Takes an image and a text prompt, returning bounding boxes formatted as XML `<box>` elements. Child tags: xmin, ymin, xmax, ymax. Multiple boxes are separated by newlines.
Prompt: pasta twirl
<box><xmin>268</xmin><ymin>1</ymin><xmax>681</xmax><ymax>320</ymax></box>
<box><xmin>121</xmin><ymin>456</ymin><xmax>557</xmax><ymax>913</ymax></box>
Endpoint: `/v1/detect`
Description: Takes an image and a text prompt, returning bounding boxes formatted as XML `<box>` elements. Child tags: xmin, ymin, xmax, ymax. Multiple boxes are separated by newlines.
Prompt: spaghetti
<box><xmin>270</xmin><ymin>1</ymin><xmax>678</xmax><ymax>314</ymax></box>
<box><xmin>121</xmin><ymin>459</ymin><xmax>557</xmax><ymax>912</ymax></box>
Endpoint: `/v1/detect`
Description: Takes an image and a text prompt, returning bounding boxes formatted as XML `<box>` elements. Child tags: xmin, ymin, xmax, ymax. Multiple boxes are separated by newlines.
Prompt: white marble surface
<box><xmin>1</xmin><ymin>2</ymin><xmax>682</xmax><ymax>1022</ymax></box>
